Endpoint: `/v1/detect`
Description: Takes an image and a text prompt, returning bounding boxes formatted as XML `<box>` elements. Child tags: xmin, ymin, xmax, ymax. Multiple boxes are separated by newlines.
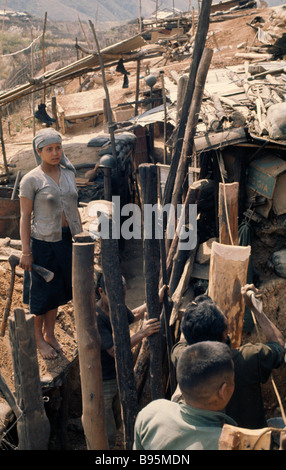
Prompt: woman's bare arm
<box><xmin>19</xmin><ymin>197</ymin><xmax>33</xmax><ymax>271</ymax></box>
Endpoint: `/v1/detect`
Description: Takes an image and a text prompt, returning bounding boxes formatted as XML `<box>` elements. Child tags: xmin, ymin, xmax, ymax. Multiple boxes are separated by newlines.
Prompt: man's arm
<box><xmin>132</xmin><ymin>285</ymin><xmax>167</xmax><ymax>322</ymax></box>
<box><xmin>241</xmin><ymin>284</ymin><xmax>285</xmax><ymax>350</ymax></box>
<box><xmin>106</xmin><ymin>317</ymin><xmax>161</xmax><ymax>357</ymax></box>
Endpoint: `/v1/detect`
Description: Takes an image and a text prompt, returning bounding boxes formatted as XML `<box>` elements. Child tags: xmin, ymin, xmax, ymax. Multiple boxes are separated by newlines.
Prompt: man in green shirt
<box><xmin>133</xmin><ymin>341</ymin><xmax>236</xmax><ymax>450</ymax></box>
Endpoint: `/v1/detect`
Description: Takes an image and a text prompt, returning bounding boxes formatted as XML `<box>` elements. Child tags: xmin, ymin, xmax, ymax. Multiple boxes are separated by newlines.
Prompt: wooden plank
<box><xmin>194</xmin><ymin>127</ymin><xmax>247</xmax><ymax>153</ymax></box>
<box><xmin>56</xmin><ymin>89</ymin><xmax>104</xmax><ymax>120</ymax></box>
<box><xmin>208</xmin><ymin>242</ymin><xmax>251</xmax><ymax>348</ymax></box>
<box><xmin>219</xmin><ymin>424</ymin><xmax>271</xmax><ymax>450</ymax></box>
<box><xmin>218</xmin><ymin>182</ymin><xmax>239</xmax><ymax>246</ymax></box>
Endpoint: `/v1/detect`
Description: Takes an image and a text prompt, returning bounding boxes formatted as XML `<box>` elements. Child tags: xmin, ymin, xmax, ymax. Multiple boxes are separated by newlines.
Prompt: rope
<box><xmin>252</xmin><ymin>426</ymin><xmax>284</xmax><ymax>450</ymax></box>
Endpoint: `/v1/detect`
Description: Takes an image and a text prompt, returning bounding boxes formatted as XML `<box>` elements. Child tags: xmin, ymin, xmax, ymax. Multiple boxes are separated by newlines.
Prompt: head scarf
<box><xmin>33</xmin><ymin>128</ymin><xmax>76</xmax><ymax>174</ymax></box>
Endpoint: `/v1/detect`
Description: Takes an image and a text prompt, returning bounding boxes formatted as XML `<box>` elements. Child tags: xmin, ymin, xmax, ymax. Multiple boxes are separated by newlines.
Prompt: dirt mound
<box><xmin>0</xmin><ymin>261</ymin><xmax>78</xmax><ymax>394</ymax></box>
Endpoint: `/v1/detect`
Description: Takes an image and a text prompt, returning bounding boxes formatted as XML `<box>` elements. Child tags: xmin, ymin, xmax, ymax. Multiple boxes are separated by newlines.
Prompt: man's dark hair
<box><xmin>177</xmin><ymin>341</ymin><xmax>233</xmax><ymax>404</ymax></box>
<box><xmin>95</xmin><ymin>272</ymin><xmax>126</xmax><ymax>298</ymax></box>
<box><xmin>95</xmin><ymin>272</ymin><xmax>106</xmax><ymax>297</ymax></box>
<box><xmin>181</xmin><ymin>296</ymin><xmax>227</xmax><ymax>345</ymax></box>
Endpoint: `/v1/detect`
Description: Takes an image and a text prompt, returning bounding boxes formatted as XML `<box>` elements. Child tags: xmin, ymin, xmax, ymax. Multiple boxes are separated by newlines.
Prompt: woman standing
<box><xmin>19</xmin><ymin>128</ymin><xmax>82</xmax><ymax>359</ymax></box>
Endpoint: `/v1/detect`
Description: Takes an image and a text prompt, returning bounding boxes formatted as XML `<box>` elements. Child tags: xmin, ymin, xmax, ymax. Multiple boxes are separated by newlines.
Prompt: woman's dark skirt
<box><xmin>23</xmin><ymin>228</ymin><xmax>73</xmax><ymax>316</ymax></box>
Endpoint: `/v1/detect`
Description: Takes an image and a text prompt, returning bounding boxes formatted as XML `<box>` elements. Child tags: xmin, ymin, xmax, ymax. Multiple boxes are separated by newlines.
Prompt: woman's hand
<box><xmin>19</xmin><ymin>253</ymin><xmax>33</xmax><ymax>272</ymax></box>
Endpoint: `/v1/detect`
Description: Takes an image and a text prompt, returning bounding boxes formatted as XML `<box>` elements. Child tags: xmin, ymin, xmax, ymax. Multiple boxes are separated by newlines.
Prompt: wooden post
<box><xmin>160</xmin><ymin>238</ymin><xmax>177</xmax><ymax>394</ymax></box>
<box><xmin>72</xmin><ymin>236</ymin><xmax>109</xmax><ymax>450</ymax></box>
<box><xmin>75</xmin><ymin>37</ymin><xmax>82</xmax><ymax>86</ymax></box>
<box><xmin>157</xmin><ymin>171</ymin><xmax>176</xmax><ymax>396</ymax></box>
<box><xmin>218</xmin><ymin>182</ymin><xmax>239</xmax><ymax>246</ymax></box>
<box><xmin>51</xmin><ymin>96</ymin><xmax>59</xmax><ymax>130</ymax></box>
<box><xmin>103</xmin><ymin>167</ymin><xmax>112</xmax><ymax>201</ymax></box>
<box><xmin>135</xmin><ymin>59</ymin><xmax>141</xmax><ymax>117</ymax></box>
<box><xmin>103</xmin><ymin>98</ymin><xmax>108</xmax><ymax>132</ymax></box>
<box><xmin>177</xmin><ymin>74</ymin><xmax>188</xmax><ymax>123</ymax></box>
<box><xmin>162</xmin><ymin>0</ymin><xmax>212</xmax><ymax>207</ymax></box>
<box><xmin>139</xmin><ymin>163</ymin><xmax>164</xmax><ymax>400</ymax></box>
<box><xmin>89</xmin><ymin>21</ymin><xmax>117</xmax><ymax>169</ymax></box>
<box><xmin>0</xmin><ymin>109</ymin><xmax>10</xmax><ymax>181</ymax></box>
<box><xmin>8</xmin><ymin>308</ymin><xmax>50</xmax><ymax>450</ymax></box>
<box><xmin>138</xmin><ymin>0</ymin><xmax>143</xmax><ymax>32</ymax></box>
<box><xmin>134</xmin><ymin>338</ymin><xmax>150</xmax><ymax>400</ymax></box>
<box><xmin>78</xmin><ymin>15</ymin><xmax>91</xmax><ymax>49</ymax></box>
<box><xmin>160</xmin><ymin>70</ymin><xmax>168</xmax><ymax>164</ymax></box>
<box><xmin>30</xmin><ymin>26</ymin><xmax>35</xmax><ymax>137</ymax></box>
<box><xmin>208</xmin><ymin>242</ymin><xmax>251</xmax><ymax>348</ymax></box>
<box><xmin>100</xmin><ymin>219</ymin><xmax>138</xmax><ymax>450</ymax></box>
<box><xmin>170</xmin><ymin>47</ymin><xmax>213</xmax><ymax>213</ymax></box>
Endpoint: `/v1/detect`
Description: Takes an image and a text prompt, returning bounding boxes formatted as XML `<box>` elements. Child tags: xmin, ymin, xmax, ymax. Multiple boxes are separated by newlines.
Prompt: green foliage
<box><xmin>1</xmin><ymin>32</ymin><xmax>30</xmax><ymax>55</ymax></box>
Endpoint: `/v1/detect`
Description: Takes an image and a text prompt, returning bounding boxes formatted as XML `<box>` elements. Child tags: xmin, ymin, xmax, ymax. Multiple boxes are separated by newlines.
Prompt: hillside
<box><xmin>5</xmin><ymin>0</ymin><xmax>189</xmax><ymax>25</ymax></box>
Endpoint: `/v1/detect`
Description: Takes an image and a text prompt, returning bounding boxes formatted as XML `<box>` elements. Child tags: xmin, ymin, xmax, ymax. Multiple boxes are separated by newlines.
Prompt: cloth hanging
<box><xmin>116</xmin><ymin>58</ymin><xmax>130</xmax><ymax>89</ymax></box>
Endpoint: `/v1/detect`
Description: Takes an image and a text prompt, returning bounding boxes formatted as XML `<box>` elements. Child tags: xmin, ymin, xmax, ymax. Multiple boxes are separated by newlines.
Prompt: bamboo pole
<box><xmin>30</xmin><ymin>25</ymin><xmax>35</xmax><ymax>136</ymax></box>
<box><xmin>89</xmin><ymin>21</ymin><xmax>117</xmax><ymax>170</ymax></box>
<box><xmin>159</xmin><ymin>234</ymin><xmax>177</xmax><ymax>395</ymax></box>
<box><xmin>135</xmin><ymin>58</ymin><xmax>141</xmax><ymax>117</ymax></box>
<box><xmin>160</xmin><ymin>70</ymin><xmax>168</xmax><ymax>164</ymax></box>
<box><xmin>0</xmin><ymin>372</ymin><xmax>22</xmax><ymax>420</ymax></box>
<box><xmin>138</xmin><ymin>0</ymin><xmax>143</xmax><ymax>32</ymax></box>
<box><xmin>0</xmin><ymin>49</ymin><xmax>161</xmax><ymax>107</ymax></box>
<box><xmin>72</xmin><ymin>236</ymin><xmax>109</xmax><ymax>450</ymax></box>
<box><xmin>0</xmin><ymin>0</ymin><xmax>7</xmax><ymax>56</ymax></box>
<box><xmin>78</xmin><ymin>15</ymin><xmax>91</xmax><ymax>49</ymax></box>
<box><xmin>170</xmin><ymin>47</ymin><xmax>213</xmax><ymax>213</ymax></box>
<box><xmin>162</xmin><ymin>0</ymin><xmax>212</xmax><ymax>208</ymax></box>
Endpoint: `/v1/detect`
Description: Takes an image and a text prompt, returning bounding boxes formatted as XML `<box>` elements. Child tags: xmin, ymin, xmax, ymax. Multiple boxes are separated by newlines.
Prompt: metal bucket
<box><xmin>0</xmin><ymin>186</ymin><xmax>20</xmax><ymax>239</ymax></box>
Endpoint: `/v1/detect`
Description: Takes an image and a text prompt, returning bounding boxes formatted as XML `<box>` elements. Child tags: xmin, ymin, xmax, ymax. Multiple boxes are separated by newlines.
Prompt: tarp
<box><xmin>128</xmin><ymin>103</ymin><xmax>177</xmax><ymax>127</ymax></box>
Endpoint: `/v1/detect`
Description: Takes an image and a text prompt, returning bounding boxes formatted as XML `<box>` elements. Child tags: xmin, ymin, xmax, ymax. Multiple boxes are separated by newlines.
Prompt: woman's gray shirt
<box><xmin>19</xmin><ymin>165</ymin><xmax>82</xmax><ymax>242</ymax></box>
